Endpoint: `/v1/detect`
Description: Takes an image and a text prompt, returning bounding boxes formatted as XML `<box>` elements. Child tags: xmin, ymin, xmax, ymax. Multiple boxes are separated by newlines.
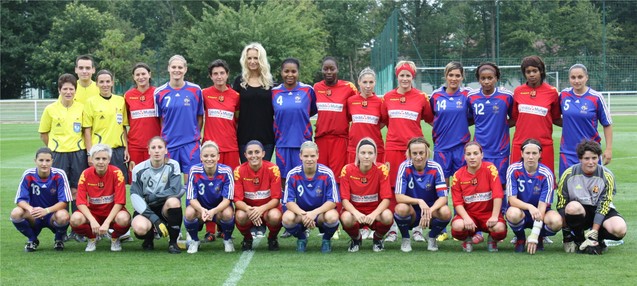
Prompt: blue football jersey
<box><xmin>155</xmin><ymin>81</ymin><xmax>204</xmax><ymax>149</ymax></box>
<box><xmin>506</xmin><ymin>162</ymin><xmax>555</xmax><ymax>206</ymax></box>
<box><xmin>15</xmin><ymin>167</ymin><xmax>72</xmax><ymax>207</ymax></box>
<box><xmin>429</xmin><ymin>86</ymin><xmax>471</xmax><ymax>151</ymax></box>
<box><xmin>186</xmin><ymin>163</ymin><xmax>234</xmax><ymax>209</ymax></box>
<box><xmin>395</xmin><ymin>159</ymin><xmax>448</xmax><ymax>206</ymax></box>
<box><xmin>283</xmin><ymin>164</ymin><xmax>339</xmax><ymax>211</ymax></box>
<box><xmin>272</xmin><ymin>82</ymin><xmax>318</xmax><ymax>148</ymax></box>
<box><xmin>468</xmin><ymin>87</ymin><xmax>513</xmax><ymax>158</ymax></box>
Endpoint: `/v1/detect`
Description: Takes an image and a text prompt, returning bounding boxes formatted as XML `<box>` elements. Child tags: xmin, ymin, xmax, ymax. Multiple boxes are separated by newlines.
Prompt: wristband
<box><xmin>45</xmin><ymin>208</ymin><xmax>50</xmax><ymax>214</ymax></box>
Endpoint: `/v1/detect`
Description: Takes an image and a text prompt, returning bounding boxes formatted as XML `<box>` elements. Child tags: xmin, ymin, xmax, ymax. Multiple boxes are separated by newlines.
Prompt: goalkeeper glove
<box><xmin>153</xmin><ymin>220</ymin><xmax>169</xmax><ymax>237</ymax></box>
<box><xmin>579</xmin><ymin>229</ymin><xmax>599</xmax><ymax>251</ymax></box>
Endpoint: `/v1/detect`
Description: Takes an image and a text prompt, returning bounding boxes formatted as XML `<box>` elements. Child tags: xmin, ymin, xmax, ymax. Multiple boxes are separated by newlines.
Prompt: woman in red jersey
<box><xmin>347</xmin><ymin>67</ymin><xmax>385</xmax><ymax>164</ymax></box>
<box><xmin>340</xmin><ymin>138</ymin><xmax>394</xmax><ymax>252</ymax></box>
<box><xmin>313</xmin><ymin>56</ymin><xmax>357</xmax><ymax>184</ymax></box>
<box><xmin>450</xmin><ymin>141</ymin><xmax>507</xmax><ymax>253</ymax></box>
<box><xmin>511</xmin><ymin>56</ymin><xmax>560</xmax><ymax>173</ymax></box>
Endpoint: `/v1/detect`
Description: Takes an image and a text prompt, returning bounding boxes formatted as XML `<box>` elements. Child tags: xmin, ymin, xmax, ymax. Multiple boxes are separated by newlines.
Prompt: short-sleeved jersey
<box><xmin>76</xmin><ymin>165</ymin><xmax>126</xmax><ymax>217</ymax></box>
<box><xmin>395</xmin><ymin>159</ymin><xmax>447</xmax><ymax>206</ymax></box>
<box><xmin>451</xmin><ymin>162</ymin><xmax>503</xmax><ymax>216</ymax></box>
<box><xmin>15</xmin><ymin>167</ymin><xmax>72</xmax><ymax>207</ymax></box>
<box><xmin>74</xmin><ymin>81</ymin><xmax>99</xmax><ymax>105</ymax></box>
<box><xmin>38</xmin><ymin>100</ymin><xmax>86</xmax><ymax>152</ymax></box>
<box><xmin>233</xmin><ymin>160</ymin><xmax>282</xmax><ymax>207</ymax></box>
<box><xmin>202</xmin><ymin>85</ymin><xmax>240</xmax><ymax>152</ymax></box>
<box><xmin>340</xmin><ymin>163</ymin><xmax>392</xmax><ymax>214</ymax></box>
<box><xmin>186</xmin><ymin>163</ymin><xmax>234</xmax><ymax>209</ymax></box>
<box><xmin>505</xmin><ymin>162</ymin><xmax>555</xmax><ymax>207</ymax></box>
<box><xmin>232</xmin><ymin>76</ymin><xmax>275</xmax><ymax>146</ymax></box>
<box><xmin>429</xmin><ymin>87</ymin><xmax>472</xmax><ymax>151</ymax></box>
<box><xmin>124</xmin><ymin>86</ymin><xmax>161</xmax><ymax>151</ymax></box>
<box><xmin>559</xmin><ymin>87</ymin><xmax>612</xmax><ymax>158</ymax></box>
<box><xmin>468</xmin><ymin>87</ymin><xmax>514</xmax><ymax>158</ymax></box>
<box><xmin>154</xmin><ymin>81</ymin><xmax>204</xmax><ymax>149</ymax></box>
<box><xmin>313</xmin><ymin>80</ymin><xmax>357</xmax><ymax>139</ymax></box>
<box><xmin>272</xmin><ymin>82</ymin><xmax>318</xmax><ymax>148</ymax></box>
<box><xmin>512</xmin><ymin>82</ymin><xmax>560</xmax><ymax>146</ymax></box>
<box><xmin>283</xmin><ymin>164</ymin><xmax>339</xmax><ymax>211</ymax></box>
<box><xmin>556</xmin><ymin>164</ymin><xmax>616</xmax><ymax>226</ymax></box>
<box><xmin>381</xmin><ymin>88</ymin><xmax>433</xmax><ymax>151</ymax></box>
<box><xmin>347</xmin><ymin>93</ymin><xmax>385</xmax><ymax>155</ymax></box>
<box><xmin>83</xmin><ymin>94</ymin><xmax>128</xmax><ymax>148</ymax></box>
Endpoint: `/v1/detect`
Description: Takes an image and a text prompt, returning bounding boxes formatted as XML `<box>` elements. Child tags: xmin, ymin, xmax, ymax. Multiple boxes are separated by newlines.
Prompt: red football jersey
<box><xmin>339</xmin><ymin>162</ymin><xmax>392</xmax><ymax>214</ymax></box>
<box><xmin>347</xmin><ymin>93</ymin><xmax>385</xmax><ymax>155</ymax></box>
<box><xmin>451</xmin><ymin>162</ymin><xmax>503</xmax><ymax>217</ymax></box>
<box><xmin>511</xmin><ymin>82</ymin><xmax>560</xmax><ymax>146</ymax></box>
<box><xmin>233</xmin><ymin>160</ymin><xmax>282</xmax><ymax>207</ymax></box>
<box><xmin>77</xmin><ymin>165</ymin><xmax>127</xmax><ymax>217</ymax></box>
<box><xmin>202</xmin><ymin>85</ymin><xmax>240</xmax><ymax>152</ymax></box>
<box><xmin>124</xmin><ymin>86</ymin><xmax>160</xmax><ymax>151</ymax></box>
<box><xmin>381</xmin><ymin>88</ymin><xmax>433</xmax><ymax>151</ymax></box>
<box><xmin>313</xmin><ymin>80</ymin><xmax>358</xmax><ymax>138</ymax></box>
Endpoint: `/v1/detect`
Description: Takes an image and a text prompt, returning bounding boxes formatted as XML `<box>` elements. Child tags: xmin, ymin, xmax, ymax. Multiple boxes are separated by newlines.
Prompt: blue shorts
<box><xmin>275</xmin><ymin>147</ymin><xmax>301</xmax><ymax>179</ymax></box>
<box><xmin>434</xmin><ymin>145</ymin><xmax>465</xmax><ymax>178</ymax></box>
<box><xmin>168</xmin><ymin>141</ymin><xmax>201</xmax><ymax>174</ymax></box>
<box><xmin>483</xmin><ymin>156</ymin><xmax>508</xmax><ymax>185</ymax></box>
<box><xmin>31</xmin><ymin>213</ymin><xmax>56</xmax><ymax>236</ymax></box>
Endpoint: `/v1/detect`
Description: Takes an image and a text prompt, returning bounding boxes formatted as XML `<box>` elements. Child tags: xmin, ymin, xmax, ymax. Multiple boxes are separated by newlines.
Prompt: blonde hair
<box><xmin>395</xmin><ymin>60</ymin><xmax>416</xmax><ymax>74</ymax></box>
<box><xmin>239</xmin><ymin>43</ymin><xmax>273</xmax><ymax>89</ymax></box>
<box><xmin>168</xmin><ymin>55</ymin><xmax>187</xmax><ymax>67</ymax></box>
<box><xmin>201</xmin><ymin>140</ymin><xmax>220</xmax><ymax>154</ymax></box>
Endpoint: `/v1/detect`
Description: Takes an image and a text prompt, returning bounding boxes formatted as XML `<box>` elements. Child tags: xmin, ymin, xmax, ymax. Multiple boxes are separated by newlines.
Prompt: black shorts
<box><xmin>133</xmin><ymin>203</ymin><xmax>166</xmax><ymax>221</ymax></box>
<box><xmin>582</xmin><ymin>205</ymin><xmax>622</xmax><ymax>229</ymax></box>
<box><xmin>52</xmin><ymin>150</ymin><xmax>88</xmax><ymax>188</ymax></box>
<box><xmin>109</xmin><ymin>147</ymin><xmax>129</xmax><ymax>183</ymax></box>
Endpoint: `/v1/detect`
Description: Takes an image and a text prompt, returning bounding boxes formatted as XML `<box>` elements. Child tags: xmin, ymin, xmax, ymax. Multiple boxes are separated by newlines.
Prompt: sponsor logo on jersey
<box><xmin>130</xmin><ymin>108</ymin><xmax>157</xmax><ymax>119</ymax></box>
<box><xmin>207</xmin><ymin>109</ymin><xmax>234</xmax><ymax>120</ymax></box>
<box><xmin>244</xmin><ymin>189</ymin><xmax>271</xmax><ymax>200</ymax></box>
<box><xmin>351</xmin><ymin>114</ymin><xmax>379</xmax><ymax>124</ymax></box>
<box><xmin>463</xmin><ymin>191</ymin><xmax>492</xmax><ymax>203</ymax></box>
<box><xmin>518</xmin><ymin>104</ymin><xmax>548</xmax><ymax>116</ymax></box>
<box><xmin>89</xmin><ymin>195</ymin><xmax>115</xmax><ymax>205</ymax></box>
<box><xmin>351</xmin><ymin>193</ymin><xmax>378</xmax><ymax>203</ymax></box>
<box><xmin>388</xmin><ymin>109</ymin><xmax>419</xmax><ymax>121</ymax></box>
<box><xmin>317</xmin><ymin>102</ymin><xmax>343</xmax><ymax>112</ymax></box>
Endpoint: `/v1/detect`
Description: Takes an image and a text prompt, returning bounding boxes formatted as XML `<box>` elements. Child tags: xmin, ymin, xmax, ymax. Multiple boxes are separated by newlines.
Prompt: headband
<box><xmin>245</xmin><ymin>140</ymin><xmax>264</xmax><ymax>150</ymax></box>
<box><xmin>478</xmin><ymin>64</ymin><xmax>497</xmax><ymax>75</ymax></box>
<box><xmin>521</xmin><ymin>142</ymin><xmax>542</xmax><ymax>152</ymax></box>
<box><xmin>396</xmin><ymin>63</ymin><xmax>415</xmax><ymax>77</ymax></box>
<box><xmin>358</xmin><ymin>139</ymin><xmax>376</xmax><ymax>151</ymax></box>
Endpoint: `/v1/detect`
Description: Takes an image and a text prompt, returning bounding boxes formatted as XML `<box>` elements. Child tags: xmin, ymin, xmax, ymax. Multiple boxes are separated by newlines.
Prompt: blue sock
<box><xmin>219</xmin><ymin>218</ymin><xmax>235</xmax><ymax>240</ymax></box>
<box><xmin>12</xmin><ymin>218</ymin><xmax>37</xmax><ymax>241</ymax></box>
<box><xmin>184</xmin><ymin>218</ymin><xmax>200</xmax><ymax>241</ymax></box>
<box><xmin>283</xmin><ymin>223</ymin><xmax>306</xmax><ymax>239</ymax></box>
<box><xmin>540</xmin><ymin>223</ymin><xmax>557</xmax><ymax>237</ymax></box>
<box><xmin>507</xmin><ymin>219</ymin><xmax>526</xmax><ymax>240</ymax></box>
<box><xmin>394</xmin><ymin>214</ymin><xmax>412</xmax><ymax>238</ymax></box>
<box><xmin>429</xmin><ymin>218</ymin><xmax>450</xmax><ymax>238</ymax></box>
<box><xmin>322</xmin><ymin>221</ymin><xmax>339</xmax><ymax>240</ymax></box>
<box><xmin>52</xmin><ymin>220</ymin><xmax>69</xmax><ymax>241</ymax></box>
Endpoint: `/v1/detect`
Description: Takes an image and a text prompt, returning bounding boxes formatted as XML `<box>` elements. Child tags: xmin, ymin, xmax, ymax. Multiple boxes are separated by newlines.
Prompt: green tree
<box><xmin>94</xmin><ymin>30</ymin><xmax>155</xmax><ymax>91</ymax></box>
<box><xmin>183</xmin><ymin>0</ymin><xmax>328</xmax><ymax>86</ymax></box>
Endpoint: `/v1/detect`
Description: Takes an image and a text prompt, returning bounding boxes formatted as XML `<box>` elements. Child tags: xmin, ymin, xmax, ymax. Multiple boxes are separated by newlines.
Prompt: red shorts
<box><xmin>511</xmin><ymin>142</ymin><xmax>555</xmax><ymax>175</ymax></box>
<box><xmin>128</xmin><ymin>149</ymin><xmax>149</xmax><ymax>168</ymax></box>
<box><xmin>219</xmin><ymin>151</ymin><xmax>240</xmax><ymax>171</ymax></box>
<box><xmin>74</xmin><ymin>208</ymin><xmax>128</xmax><ymax>225</ymax></box>
<box><xmin>385</xmin><ymin>150</ymin><xmax>407</xmax><ymax>189</ymax></box>
<box><xmin>316</xmin><ymin>136</ymin><xmax>348</xmax><ymax>184</ymax></box>
<box><xmin>452</xmin><ymin>213</ymin><xmax>505</xmax><ymax>233</ymax></box>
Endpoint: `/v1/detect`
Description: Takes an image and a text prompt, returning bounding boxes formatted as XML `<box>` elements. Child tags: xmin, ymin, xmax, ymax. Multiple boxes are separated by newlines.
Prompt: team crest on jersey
<box><xmin>326</xmin><ymin>89</ymin><xmax>332</xmax><ymax>96</ymax></box>
<box><xmin>361</xmin><ymin>177</ymin><xmax>368</xmax><ymax>184</ymax></box>
<box><xmin>471</xmin><ymin>178</ymin><xmax>478</xmax><ymax>185</ymax></box>
<box><xmin>362</xmin><ymin>100</ymin><xmax>368</xmax><ymax>108</ymax></box>
<box><xmin>492</xmin><ymin>105</ymin><xmax>500</xmax><ymax>114</ymax></box>
<box><xmin>593</xmin><ymin>185</ymin><xmax>599</xmax><ymax>193</ymax></box>
<box><xmin>117</xmin><ymin>113</ymin><xmax>123</xmax><ymax>125</ymax></box>
<box><xmin>400</xmin><ymin>96</ymin><xmax>406</xmax><ymax>104</ymax></box>
<box><xmin>580</xmin><ymin>104</ymin><xmax>588</xmax><ymax>113</ymax></box>
<box><xmin>161</xmin><ymin>174</ymin><xmax>168</xmax><ymax>183</ymax></box>
<box><xmin>253</xmin><ymin>177</ymin><xmax>260</xmax><ymax>185</ymax></box>
<box><xmin>140</xmin><ymin>95</ymin><xmax>146</xmax><ymax>102</ymax></box>
<box><xmin>184</xmin><ymin>97</ymin><xmax>191</xmax><ymax>106</ymax></box>
<box><xmin>316</xmin><ymin>188</ymin><xmax>322</xmax><ymax>196</ymax></box>
<box><xmin>456</xmin><ymin>100</ymin><xmax>463</xmax><ymax>108</ymax></box>
<box><xmin>533</xmin><ymin>185</ymin><xmax>541</xmax><ymax>194</ymax></box>
<box><xmin>98</xmin><ymin>181</ymin><xmax>105</xmax><ymax>189</ymax></box>
<box><xmin>530</xmin><ymin>90</ymin><xmax>536</xmax><ymax>98</ymax></box>
<box><xmin>295</xmin><ymin>95</ymin><xmax>301</xmax><ymax>103</ymax></box>
<box><xmin>219</xmin><ymin>95</ymin><xmax>224</xmax><ymax>102</ymax></box>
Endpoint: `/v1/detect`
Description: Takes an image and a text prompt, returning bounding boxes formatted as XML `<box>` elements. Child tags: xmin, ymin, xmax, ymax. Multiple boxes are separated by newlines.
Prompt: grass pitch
<box><xmin>1</xmin><ymin>117</ymin><xmax>636</xmax><ymax>285</ymax></box>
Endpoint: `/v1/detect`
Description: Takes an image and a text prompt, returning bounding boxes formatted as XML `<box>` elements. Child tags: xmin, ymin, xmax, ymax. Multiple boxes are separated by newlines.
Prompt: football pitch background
<box><xmin>1</xmin><ymin>118</ymin><xmax>635</xmax><ymax>285</ymax></box>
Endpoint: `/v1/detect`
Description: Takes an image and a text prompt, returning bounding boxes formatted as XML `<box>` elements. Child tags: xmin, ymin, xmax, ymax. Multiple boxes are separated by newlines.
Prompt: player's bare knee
<box><xmin>505</xmin><ymin>207</ymin><xmax>524</xmax><ymax>223</ymax></box>
<box><xmin>10</xmin><ymin>207</ymin><xmax>25</xmax><ymax>220</ymax></box>
<box><xmin>492</xmin><ymin>222</ymin><xmax>506</xmax><ymax>233</ymax></box>
<box><xmin>281</xmin><ymin>211</ymin><xmax>296</xmax><ymax>225</ymax></box>
<box><xmin>437</xmin><ymin>205</ymin><xmax>452</xmax><ymax>221</ymax></box>
<box><xmin>564</xmin><ymin>201</ymin><xmax>584</xmax><ymax>215</ymax></box>
<box><xmin>451</xmin><ymin>220</ymin><xmax>464</xmax><ymax>231</ymax></box>
<box><xmin>394</xmin><ymin>203</ymin><xmax>410</xmax><ymax>216</ymax></box>
<box><xmin>115</xmin><ymin>211</ymin><xmax>131</xmax><ymax>225</ymax></box>
<box><xmin>324</xmin><ymin>209</ymin><xmax>339</xmax><ymax>224</ymax></box>
<box><xmin>54</xmin><ymin>209</ymin><xmax>70</xmax><ymax>223</ymax></box>
<box><xmin>184</xmin><ymin>206</ymin><xmax>197</xmax><ymax>220</ymax></box>
<box><xmin>379</xmin><ymin>210</ymin><xmax>393</xmax><ymax>225</ymax></box>
<box><xmin>69</xmin><ymin>212</ymin><xmax>85</xmax><ymax>227</ymax></box>
<box><xmin>165</xmin><ymin>197</ymin><xmax>181</xmax><ymax>208</ymax></box>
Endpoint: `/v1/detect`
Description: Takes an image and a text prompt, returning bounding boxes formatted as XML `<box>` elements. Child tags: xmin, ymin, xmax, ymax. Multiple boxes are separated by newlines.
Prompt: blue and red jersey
<box><xmin>272</xmin><ymin>82</ymin><xmax>318</xmax><ymax>148</ymax></box>
<box><xmin>505</xmin><ymin>162</ymin><xmax>555</xmax><ymax>207</ymax></box>
<box><xmin>154</xmin><ymin>81</ymin><xmax>204</xmax><ymax>149</ymax></box>
<box><xmin>186</xmin><ymin>163</ymin><xmax>234</xmax><ymax>209</ymax></box>
<box><xmin>15</xmin><ymin>168</ymin><xmax>72</xmax><ymax>207</ymax></box>
<box><xmin>395</xmin><ymin>159</ymin><xmax>447</xmax><ymax>207</ymax></box>
<box><xmin>283</xmin><ymin>163</ymin><xmax>339</xmax><ymax>211</ymax></box>
<box><xmin>429</xmin><ymin>86</ymin><xmax>472</xmax><ymax>151</ymax></box>
<box><xmin>468</xmin><ymin>87</ymin><xmax>513</xmax><ymax>158</ymax></box>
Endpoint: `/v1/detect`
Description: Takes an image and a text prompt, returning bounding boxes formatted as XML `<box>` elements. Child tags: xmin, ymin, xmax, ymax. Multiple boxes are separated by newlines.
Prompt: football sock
<box><xmin>219</xmin><ymin>218</ymin><xmax>235</xmax><ymax>240</ymax></box>
<box><xmin>394</xmin><ymin>214</ymin><xmax>412</xmax><ymax>238</ymax></box>
<box><xmin>372</xmin><ymin>221</ymin><xmax>391</xmax><ymax>238</ymax></box>
<box><xmin>266</xmin><ymin>221</ymin><xmax>281</xmax><ymax>239</ymax></box>
<box><xmin>235</xmin><ymin>220</ymin><xmax>253</xmax><ymax>240</ymax></box>
<box><xmin>343</xmin><ymin>222</ymin><xmax>361</xmax><ymax>240</ymax></box>
<box><xmin>540</xmin><ymin>223</ymin><xmax>557</xmax><ymax>237</ymax></box>
<box><xmin>184</xmin><ymin>218</ymin><xmax>200</xmax><ymax>241</ymax></box>
<box><xmin>205</xmin><ymin>221</ymin><xmax>216</xmax><ymax>234</ymax></box>
<box><xmin>429</xmin><ymin>218</ymin><xmax>450</xmax><ymax>238</ymax></box>
<box><xmin>322</xmin><ymin>221</ymin><xmax>339</xmax><ymax>240</ymax></box>
<box><xmin>73</xmin><ymin>223</ymin><xmax>96</xmax><ymax>239</ymax></box>
<box><xmin>166</xmin><ymin>207</ymin><xmax>183</xmax><ymax>244</ymax></box>
<box><xmin>52</xmin><ymin>220</ymin><xmax>69</xmax><ymax>241</ymax></box>
<box><xmin>12</xmin><ymin>218</ymin><xmax>37</xmax><ymax>241</ymax></box>
<box><xmin>283</xmin><ymin>223</ymin><xmax>304</xmax><ymax>239</ymax></box>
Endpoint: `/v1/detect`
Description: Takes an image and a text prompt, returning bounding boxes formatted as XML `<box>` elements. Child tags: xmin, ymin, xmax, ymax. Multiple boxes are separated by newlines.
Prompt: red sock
<box><xmin>343</xmin><ymin>222</ymin><xmax>361</xmax><ymax>240</ymax></box>
<box><xmin>205</xmin><ymin>221</ymin><xmax>216</xmax><ymax>234</ymax></box>
<box><xmin>72</xmin><ymin>223</ymin><xmax>96</xmax><ymax>239</ymax></box>
<box><xmin>110</xmin><ymin>222</ymin><xmax>130</xmax><ymax>239</ymax></box>
<box><xmin>452</xmin><ymin>229</ymin><xmax>471</xmax><ymax>241</ymax></box>
<box><xmin>266</xmin><ymin>222</ymin><xmax>281</xmax><ymax>239</ymax></box>
<box><xmin>236</xmin><ymin>221</ymin><xmax>253</xmax><ymax>240</ymax></box>
<box><xmin>373</xmin><ymin>221</ymin><xmax>391</xmax><ymax>239</ymax></box>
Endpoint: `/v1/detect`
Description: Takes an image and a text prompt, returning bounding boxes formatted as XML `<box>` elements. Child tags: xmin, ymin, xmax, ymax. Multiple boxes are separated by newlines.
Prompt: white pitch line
<box><xmin>223</xmin><ymin>237</ymin><xmax>262</xmax><ymax>286</ymax></box>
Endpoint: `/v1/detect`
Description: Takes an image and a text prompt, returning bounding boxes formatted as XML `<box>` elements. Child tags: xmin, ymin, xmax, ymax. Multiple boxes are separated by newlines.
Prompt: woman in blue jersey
<box><xmin>558</xmin><ymin>64</ymin><xmax>613</xmax><ymax>175</ymax></box>
<box><xmin>183</xmin><ymin>141</ymin><xmax>236</xmax><ymax>254</ymax></box>
<box><xmin>271</xmin><ymin>58</ymin><xmax>317</xmax><ymax>181</ymax></box>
